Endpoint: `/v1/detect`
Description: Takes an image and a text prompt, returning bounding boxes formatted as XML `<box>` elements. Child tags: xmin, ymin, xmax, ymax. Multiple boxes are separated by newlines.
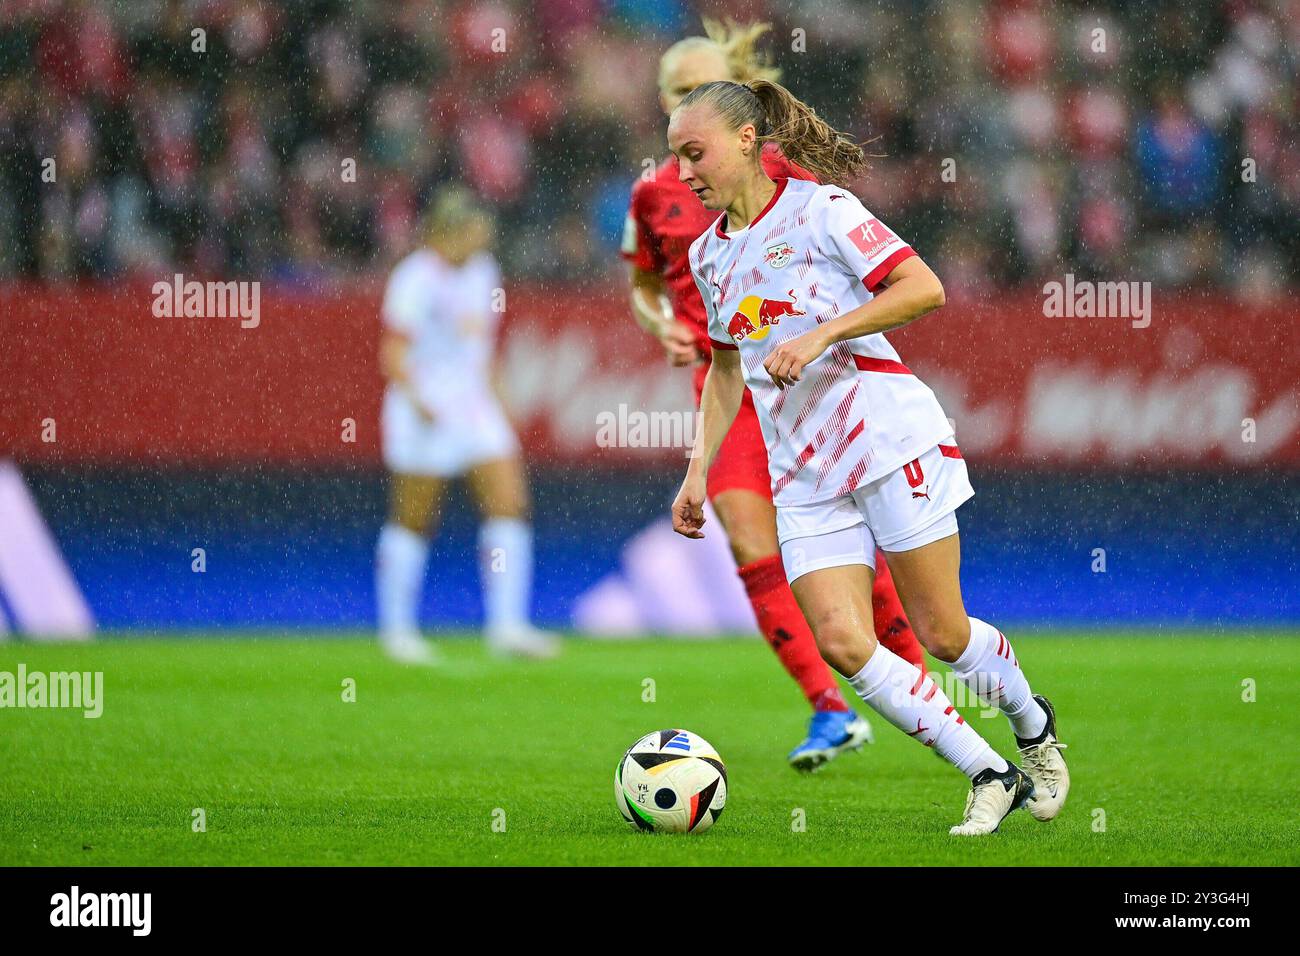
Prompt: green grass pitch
<box><xmin>2</xmin><ymin>631</ymin><xmax>1297</xmax><ymax>866</ymax></box>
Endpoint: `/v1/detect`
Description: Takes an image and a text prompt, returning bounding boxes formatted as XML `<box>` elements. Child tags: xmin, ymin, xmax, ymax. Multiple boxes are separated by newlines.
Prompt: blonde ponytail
<box><xmin>748</xmin><ymin>79</ymin><xmax>868</xmax><ymax>184</ymax></box>
<box><xmin>700</xmin><ymin>17</ymin><xmax>781</xmax><ymax>84</ymax></box>
<box><xmin>659</xmin><ymin>18</ymin><xmax>780</xmax><ymax>92</ymax></box>
<box><xmin>676</xmin><ymin>79</ymin><xmax>869</xmax><ymax>186</ymax></box>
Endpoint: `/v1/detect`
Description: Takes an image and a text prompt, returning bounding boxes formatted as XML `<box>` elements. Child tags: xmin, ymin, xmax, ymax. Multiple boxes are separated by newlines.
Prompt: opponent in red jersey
<box><xmin>621</xmin><ymin>19</ymin><xmax>927</xmax><ymax>771</ymax></box>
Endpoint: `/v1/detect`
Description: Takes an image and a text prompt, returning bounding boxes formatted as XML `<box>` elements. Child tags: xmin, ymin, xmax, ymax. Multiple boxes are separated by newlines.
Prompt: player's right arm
<box><xmin>622</xmin><ymin>181</ymin><xmax>702</xmax><ymax>367</ymax></box>
<box><xmin>628</xmin><ymin>264</ymin><xmax>701</xmax><ymax>366</ymax></box>
<box><xmin>380</xmin><ymin>260</ymin><xmax>438</xmax><ymax>423</ymax></box>
<box><xmin>378</xmin><ymin>328</ymin><xmax>435</xmax><ymax>423</ymax></box>
<box><xmin>672</xmin><ymin>345</ymin><xmax>743</xmax><ymax>539</ymax></box>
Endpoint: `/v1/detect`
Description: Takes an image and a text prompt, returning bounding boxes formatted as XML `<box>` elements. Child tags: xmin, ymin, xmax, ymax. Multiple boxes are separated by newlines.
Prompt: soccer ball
<box><xmin>614</xmin><ymin>729</ymin><xmax>728</xmax><ymax>833</ymax></box>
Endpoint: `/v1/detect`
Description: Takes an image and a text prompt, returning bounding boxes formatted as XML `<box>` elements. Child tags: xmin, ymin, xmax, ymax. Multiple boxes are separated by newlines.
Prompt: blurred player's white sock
<box><xmin>951</xmin><ymin>618</ymin><xmax>1047</xmax><ymax>741</ymax></box>
<box><xmin>848</xmin><ymin>643</ymin><xmax>1008</xmax><ymax>778</ymax></box>
<box><xmin>376</xmin><ymin>523</ymin><xmax>429</xmax><ymax>639</ymax></box>
<box><xmin>479</xmin><ymin>517</ymin><xmax>533</xmax><ymax>632</ymax></box>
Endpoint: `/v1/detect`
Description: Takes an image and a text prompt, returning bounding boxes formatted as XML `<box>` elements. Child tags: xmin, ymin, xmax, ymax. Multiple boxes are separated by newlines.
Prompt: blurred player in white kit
<box><xmin>375</xmin><ymin>185</ymin><xmax>559</xmax><ymax>664</ymax></box>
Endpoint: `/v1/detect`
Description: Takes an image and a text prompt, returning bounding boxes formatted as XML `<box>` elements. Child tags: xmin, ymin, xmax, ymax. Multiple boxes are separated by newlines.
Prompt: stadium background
<box><xmin>1</xmin><ymin>0</ymin><xmax>1297</xmax><ymax>634</ymax></box>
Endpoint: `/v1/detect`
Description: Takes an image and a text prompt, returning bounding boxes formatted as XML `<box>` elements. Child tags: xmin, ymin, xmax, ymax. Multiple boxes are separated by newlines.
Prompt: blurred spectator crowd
<box><xmin>0</xmin><ymin>0</ymin><xmax>1296</xmax><ymax>296</ymax></box>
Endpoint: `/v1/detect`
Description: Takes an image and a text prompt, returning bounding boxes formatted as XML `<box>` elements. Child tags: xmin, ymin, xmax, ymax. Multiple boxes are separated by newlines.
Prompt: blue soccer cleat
<box><xmin>788</xmin><ymin>709</ymin><xmax>874</xmax><ymax>772</ymax></box>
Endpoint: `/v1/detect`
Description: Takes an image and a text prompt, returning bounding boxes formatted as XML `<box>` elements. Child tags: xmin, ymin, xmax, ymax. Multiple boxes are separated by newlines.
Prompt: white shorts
<box><xmin>777</xmin><ymin>437</ymin><xmax>974</xmax><ymax>583</ymax></box>
<box><xmin>381</xmin><ymin>387</ymin><xmax>520</xmax><ymax>477</ymax></box>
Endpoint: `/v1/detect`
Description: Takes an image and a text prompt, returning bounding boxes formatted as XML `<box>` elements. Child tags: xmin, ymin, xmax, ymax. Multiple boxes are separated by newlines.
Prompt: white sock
<box><xmin>479</xmin><ymin>517</ymin><xmax>533</xmax><ymax>632</ymax></box>
<box><xmin>848</xmin><ymin>643</ymin><xmax>1008</xmax><ymax>778</ymax></box>
<box><xmin>375</xmin><ymin>523</ymin><xmax>428</xmax><ymax>639</ymax></box>
<box><xmin>950</xmin><ymin>618</ymin><xmax>1047</xmax><ymax>741</ymax></box>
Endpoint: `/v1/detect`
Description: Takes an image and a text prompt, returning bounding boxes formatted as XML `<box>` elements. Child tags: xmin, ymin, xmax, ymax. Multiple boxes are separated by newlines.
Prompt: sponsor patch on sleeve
<box><xmin>846</xmin><ymin>217</ymin><xmax>898</xmax><ymax>261</ymax></box>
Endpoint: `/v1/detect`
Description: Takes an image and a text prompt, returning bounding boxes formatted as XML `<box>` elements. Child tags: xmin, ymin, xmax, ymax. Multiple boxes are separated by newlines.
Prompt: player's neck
<box><xmin>724</xmin><ymin>174</ymin><xmax>777</xmax><ymax>233</ymax></box>
<box><xmin>429</xmin><ymin>243</ymin><xmax>470</xmax><ymax>267</ymax></box>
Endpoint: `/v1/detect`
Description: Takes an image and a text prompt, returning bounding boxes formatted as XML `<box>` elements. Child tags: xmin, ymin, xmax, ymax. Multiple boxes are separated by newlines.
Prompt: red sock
<box><xmin>738</xmin><ymin>556</ymin><xmax>849</xmax><ymax>712</ymax></box>
<box><xmin>872</xmin><ymin>552</ymin><xmax>927</xmax><ymax>675</ymax></box>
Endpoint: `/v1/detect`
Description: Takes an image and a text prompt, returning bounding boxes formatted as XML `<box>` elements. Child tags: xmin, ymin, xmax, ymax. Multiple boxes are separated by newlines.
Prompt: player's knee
<box><xmin>805</xmin><ymin>607</ymin><xmax>875</xmax><ymax>676</ymax></box>
<box><xmin>910</xmin><ymin>614</ymin><xmax>970</xmax><ymax>663</ymax></box>
<box><xmin>393</xmin><ymin>513</ymin><xmax>433</xmax><ymax>537</ymax></box>
<box><xmin>479</xmin><ymin>474</ymin><xmax>531</xmax><ymax>520</ymax></box>
<box><xmin>714</xmin><ymin>506</ymin><xmax>778</xmax><ymax>566</ymax></box>
<box><xmin>390</xmin><ymin>505</ymin><xmax>435</xmax><ymax>537</ymax></box>
<box><xmin>727</xmin><ymin>529</ymin><xmax>777</xmax><ymax>567</ymax></box>
<box><xmin>512</xmin><ymin>491</ymin><xmax>532</xmax><ymax>521</ymax></box>
<box><xmin>484</xmin><ymin>500</ymin><xmax>530</xmax><ymax>521</ymax></box>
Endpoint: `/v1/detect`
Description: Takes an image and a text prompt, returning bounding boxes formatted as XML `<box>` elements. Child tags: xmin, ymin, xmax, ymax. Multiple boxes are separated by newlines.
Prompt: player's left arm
<box><xmin>823</xmin><ymin>255</ymin><xmax>945</xmax><ymax>339</ymax></box>
<box><xmin>763</xmin><ymin>256</ymin><xmax>944</xmax><ymax>387</ymax></box>
<box><xmin>481</xmin><ymin>258</ymin><xmax>519</xmax><ymax>417</ymax></box>
<box><xmin>764</xmin><ymin>194</ymin><xmax>944</xmax><ymax>388</ymax></box>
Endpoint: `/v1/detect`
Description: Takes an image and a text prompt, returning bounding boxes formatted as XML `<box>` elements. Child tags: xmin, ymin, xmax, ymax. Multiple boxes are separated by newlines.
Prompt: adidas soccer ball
<box><xmin>614</xmin><ymin>729</ymin><xmax>727</xmax><ymax>833</ymax></box>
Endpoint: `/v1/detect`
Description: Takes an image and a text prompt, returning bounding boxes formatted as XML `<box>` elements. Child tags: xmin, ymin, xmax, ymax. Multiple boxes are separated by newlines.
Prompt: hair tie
<box><xmin>742</xmin><ymin>82</ymin><xmax>769</xmax><ymax>135</ymax></box>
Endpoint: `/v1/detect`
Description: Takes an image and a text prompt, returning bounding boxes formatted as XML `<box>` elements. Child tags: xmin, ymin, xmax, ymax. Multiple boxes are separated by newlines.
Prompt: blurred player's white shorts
<box><xmin>381</xmin><ymin>387</ymin><xmax>520</xmax><ymax>477</ymax></box>
<box><xmin>776</xmin><ymin>437</ymin><xmax>974</xmax><ymax>583</ymax></box>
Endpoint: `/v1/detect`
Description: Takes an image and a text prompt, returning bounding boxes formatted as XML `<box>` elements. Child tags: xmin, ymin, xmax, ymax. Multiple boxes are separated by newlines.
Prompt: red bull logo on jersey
<box><xmin>727</xmin><ymin>290</ymin><xmax>806</xmax><ymax>343</ymax></box>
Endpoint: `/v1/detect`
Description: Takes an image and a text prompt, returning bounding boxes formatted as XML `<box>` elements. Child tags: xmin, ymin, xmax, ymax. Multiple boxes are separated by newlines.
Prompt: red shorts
<box><xmin>694</xmin><ymin>362</ymin><xmax>774</xmax><ymax>502</ymax></box>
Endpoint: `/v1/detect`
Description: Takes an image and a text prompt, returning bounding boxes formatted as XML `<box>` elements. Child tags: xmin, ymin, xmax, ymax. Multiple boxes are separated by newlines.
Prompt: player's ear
<box><xmin>738</xmin><ymin>122</ymin><xmax>757</xmax><ymax>157</ymax></box>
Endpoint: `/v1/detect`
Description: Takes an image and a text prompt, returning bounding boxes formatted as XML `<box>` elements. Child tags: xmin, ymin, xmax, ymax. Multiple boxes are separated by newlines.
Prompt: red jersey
<box><xmin>621</xmin><ymin>142</ymin><xmax>819</xmax><ymax>357</ymax></box>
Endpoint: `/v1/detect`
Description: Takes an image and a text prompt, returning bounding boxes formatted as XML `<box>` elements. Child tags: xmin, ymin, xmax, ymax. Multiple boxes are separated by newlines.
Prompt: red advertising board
<box><xmin>2</xmin><ymin>282</ymin><xmax>1296</xmax><ymax>468</ymax></box>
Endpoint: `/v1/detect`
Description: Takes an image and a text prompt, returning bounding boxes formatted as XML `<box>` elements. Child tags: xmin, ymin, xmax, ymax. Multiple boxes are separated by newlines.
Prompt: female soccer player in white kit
<box><xmin>376</xmin><ymin>186</ymin><xmax>558</xmax><ymax>663</ymax></box>
<box><xmin>669</xmin><ymin>81</ymin><xmax>1070</xmax><ymax>834</ymax></box>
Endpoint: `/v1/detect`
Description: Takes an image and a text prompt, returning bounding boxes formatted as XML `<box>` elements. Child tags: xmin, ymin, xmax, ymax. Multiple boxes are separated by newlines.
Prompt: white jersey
<box><xmin>690</xmin><ymin>176</ymin><xmax>953</xmax><ymax>507</ymax></box>
<box><xmin>381</xmin><ymin>248</ymin><xmax>502</xmax><ymax>411</ymax></box>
